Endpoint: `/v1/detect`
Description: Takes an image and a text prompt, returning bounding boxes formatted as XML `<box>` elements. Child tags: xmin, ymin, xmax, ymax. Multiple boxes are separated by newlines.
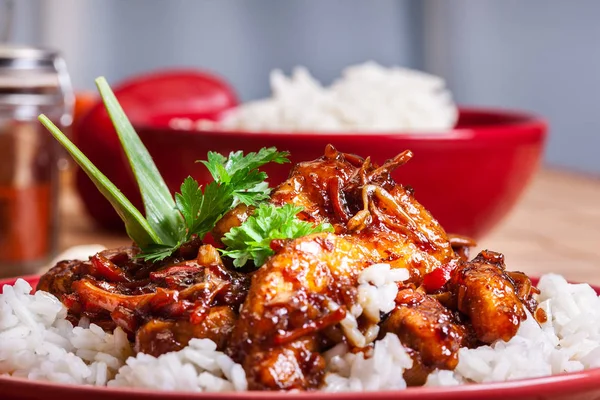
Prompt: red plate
<box><xmin>1</xmin><ymin>275</ymin><xmax>599</xmax><ymax>400</ymax></box>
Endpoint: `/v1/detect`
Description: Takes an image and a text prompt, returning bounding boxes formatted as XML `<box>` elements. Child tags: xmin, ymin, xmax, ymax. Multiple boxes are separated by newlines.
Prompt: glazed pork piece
<box><xmin>447</xmin><ymin>250</ymin><xmax>538</xmax><ymax>344</ymax></box>
<box><xmin>222</xmin><ymin>146</ymin><xmax>460</xmax><ymax>389</ymax></box>
<box><xmin>270</xmin><ymin>145</ymin><xmax>456</xmax><ymax>278</ymax></box>
<box><xmin>228</xmin><ymin>232</ymin><xmax>373</xmax><ymax>390</ymax></box>
<box><xmin>381</xmin><ymin>289</ymin><xmax>470</xmax><ymax>371</ymax></box>
<box><xmin>216</xmin><ymin>145</ymin><xmax>456</xmax><ymax>281</ymax></box>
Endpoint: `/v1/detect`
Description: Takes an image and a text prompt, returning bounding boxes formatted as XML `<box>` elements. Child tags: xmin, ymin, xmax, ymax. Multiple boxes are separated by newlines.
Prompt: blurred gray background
<box><xmin>7</xmin><ymin>0</ymin><xmax>600</xmax><ymax>174</ymax></box>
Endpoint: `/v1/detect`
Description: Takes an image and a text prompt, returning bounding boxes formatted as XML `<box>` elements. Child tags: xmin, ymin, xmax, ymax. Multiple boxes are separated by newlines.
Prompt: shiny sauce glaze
<box><xmin>38</xmin><ymin>146</ymin><xmax>540</xmax><ymax>391</ymax></box>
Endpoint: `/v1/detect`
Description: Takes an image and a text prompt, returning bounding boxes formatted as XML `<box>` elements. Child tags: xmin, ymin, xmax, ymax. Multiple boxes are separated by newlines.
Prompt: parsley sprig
<box><xmin>140</xmin><ymin>148</ymin><xmax>290</xmax><ymax>261</ymax></box>
<box><xmin>221</xmin><ymin>203</ymin><xmax>334</xmax><ymax>268</ymax></box>
<box><xmin>145</xmin><ymin>148</ymin><xmax>290</xmax><ymax>261</ymax></box>
<box><xmin>141</xmin><ymin>178</ymin><xmax>235</xmax><ymax>262</ymax></box>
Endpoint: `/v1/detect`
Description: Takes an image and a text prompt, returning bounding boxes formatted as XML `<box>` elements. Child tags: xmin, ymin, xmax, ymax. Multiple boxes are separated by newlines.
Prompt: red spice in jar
<box><xmin>0</xmin><ymin>184</ymin><xmax>52</xmax><ymax>263</ymax></box>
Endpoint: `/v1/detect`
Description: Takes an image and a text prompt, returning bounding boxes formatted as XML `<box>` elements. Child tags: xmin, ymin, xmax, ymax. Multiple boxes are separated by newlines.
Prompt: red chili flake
<box><xmin>422</xmin><ymin>261</ymin><xmax>458</xmax><ymax>293</ymax></box>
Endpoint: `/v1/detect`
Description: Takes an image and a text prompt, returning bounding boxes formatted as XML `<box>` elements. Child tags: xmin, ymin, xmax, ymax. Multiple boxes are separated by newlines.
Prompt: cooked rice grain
<box><xmin>109</xmin><ymin>339</ymin><xmax>247</xmax><ymax>392</ymax></box>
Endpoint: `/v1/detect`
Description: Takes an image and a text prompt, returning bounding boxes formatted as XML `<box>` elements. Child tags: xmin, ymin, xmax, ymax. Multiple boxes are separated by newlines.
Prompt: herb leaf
<box><xmin>201</xmin><ymin>148</ymin><xmax>289</xmax><ymax>206</ymax></box>
<box><xmin>38</xmin><ymin>115</ymin><xmax>160</xmax><ymax>248</ymax></box>
<box><xmin>187</xmin><ymin>180</ymin><xmax>234</xmax><ymax>237</ymax></box>
<box><xmin>221</xmin><ymin>203</ymin><xmax>334</xmax><ymax>268</ymax></box>
<box><xmin>219</xmin><ymin>148</ymin><xmax>290</xmax><ymax>178</ymax></box>
<box><xmin>175</xmin><ymin>177</ymin><xmax>203</xmax><ymax>230</ymax></box>
<box><xmin>233</xmin><ymin>180</ymin><xmax>270</xmax><ymax>205</ymax></box>
<box><xmin>96</xmin><ymin>77</ymin><xmax>184</xmax><ymax>246</ymax></box>
<box><xmin>139</xmin><ymin>178</ymin><xmax>234</xmax><ymax>262</ymax></box>
<box><xmin>139</xmin><ymin>243</ymin><xmax>182</xmax><ymax>263</ymax></box>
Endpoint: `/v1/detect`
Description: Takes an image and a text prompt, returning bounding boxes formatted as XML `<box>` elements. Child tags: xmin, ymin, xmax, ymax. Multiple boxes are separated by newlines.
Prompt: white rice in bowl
<box><xmin>2</xmin><ymin>267</ymin><xmax>600</xmax><ymax>392</ymax></box>
<box><xmin>172</xmin><ymin>61</ymin><xmax>458</xmax><ymax>133</ymax></box>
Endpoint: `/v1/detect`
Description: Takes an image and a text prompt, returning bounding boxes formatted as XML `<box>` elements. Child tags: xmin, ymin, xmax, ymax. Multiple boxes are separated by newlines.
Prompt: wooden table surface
<box><xmin>56</xmin><ymin>168</ymin><xmax>600</xmax><ymax>285</ymax></box>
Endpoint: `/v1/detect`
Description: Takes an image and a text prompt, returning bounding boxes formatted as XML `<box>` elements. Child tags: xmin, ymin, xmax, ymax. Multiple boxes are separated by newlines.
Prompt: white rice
<box><xmin>334</xmin><ymin>263</ymin><xmax>409</xmax><ymax>348</ymax></box>
<box><xmin>0</xmin><ymin>279</ymin><xmax>131</xmax><ymax>386</ymax></box>
<box><xmin>0</xmin><ymin>279</ymin><xmax>246</xmax><ymax>391</ymax></box>
<box><xmin>323</xmin><ymin>333</ymin><xmax>413</xmax><ymax>392</ymax></box>
<box><xmin>109</xmin><ymin>339</ymin><xmax>247</xmax><ymax>392</ymax></box>
<box><xmin>172</xmin><ymin>62</ymin><xmax>458</xmax><ymax>133</ymax></box>
<box><xmin>3</xmin><ymin>264</ymin><xmax>600</xmax><ymax>392</ymax></box>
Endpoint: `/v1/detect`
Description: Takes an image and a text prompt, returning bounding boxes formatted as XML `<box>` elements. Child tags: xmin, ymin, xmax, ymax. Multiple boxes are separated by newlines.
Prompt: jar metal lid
<box><xmin>0</xmin><ymin>45</ymin><xmax>62</xmax><ymax>90</ymax></box>
<box><xmin>0</xmin><ymin>45</ymin><xmax>59</xmax><ymax>70</ymax></box>
<box><xmin>0</xmin><ymin>45</ymin><xmax>73</xmax><ymax>116</ymax></box>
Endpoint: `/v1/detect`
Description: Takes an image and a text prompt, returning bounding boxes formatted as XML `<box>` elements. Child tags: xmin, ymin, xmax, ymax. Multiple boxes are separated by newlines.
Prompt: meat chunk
<box><xmin>250</xmin><ymin>336</ymin><xmax>325</xmax><ymax>390</ymax></box>
<box><xmin>227</xmin><ymin>147</ymin><xmax>475</xmax><ymax>389</ymax></box>
<box><xmin>211</xmin><ymin>203</ymin><xmax>253</xmax><ymax>245</ymax></box>
<box><xmin>381</xmin><ymin>289</ymin><xmax>468</xmax><ymax>373</ymax></box>
<box><xmin>37</xmin><ymin>259</ymin><xmax>85</xmax><ymax>300</ymax></box>
<box><xmin>270</xmin><ymin>145</ymin><xmax>455</xmax><ymax>279</ymax></box>
<box><xmin>228</xmin><ymin>233</ymin><xmax>372</xmax><ymax>390</ymax></box>
<box><xmin>448</xmin><ymin>250</ymin><xmax>532</xmax><ymax>344</ymax></box>
<box><xmin>135</xmin><ymin>306</ymin><xmax>237</xmax><ymax>356</ymax></box>
<box><xmin>270</xmin><ymin>145</ymin><xmax>361</xmax><ymax>230</ymax></box>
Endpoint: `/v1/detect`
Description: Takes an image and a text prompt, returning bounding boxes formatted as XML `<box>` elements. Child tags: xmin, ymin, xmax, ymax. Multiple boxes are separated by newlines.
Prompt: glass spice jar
<box><xmin>0</xmin><ymin>45</ymin><xmax>73</xmax><ymax>277</ymax></box>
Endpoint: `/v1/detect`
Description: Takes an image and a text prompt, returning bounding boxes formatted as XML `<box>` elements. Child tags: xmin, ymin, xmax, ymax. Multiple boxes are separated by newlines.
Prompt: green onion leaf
<box><xmin>95</xmin><ymin>77</ymin><xmax>184</xmax><ymax>246</ymax></box>
<box><xmin>38</xmin><ymin>115</ymin><xmax>160</xmax><ymax>248</ymax></box>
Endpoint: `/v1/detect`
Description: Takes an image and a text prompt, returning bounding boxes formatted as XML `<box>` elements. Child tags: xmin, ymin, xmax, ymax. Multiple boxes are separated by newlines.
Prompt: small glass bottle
<box><xmin>0</xmin><ymin>45</ymin><xmax>73</xmax><ymax>277</ymax></box>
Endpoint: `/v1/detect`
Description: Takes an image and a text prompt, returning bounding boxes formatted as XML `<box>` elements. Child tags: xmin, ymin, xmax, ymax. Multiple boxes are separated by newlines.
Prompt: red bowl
<box><xmin>75</xmin><ymin>108</ymin><xmax>546</xmax><ymax>239</ymax></box>
<box><xmin>142</xmin><ymin>108</ymin><xmax>546</xmax><ymax>239</ymax></box>
<box><xmin>1</xmin><ymin>275</ymin><xmax>598</xmax><ymax>400</ymax></box>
